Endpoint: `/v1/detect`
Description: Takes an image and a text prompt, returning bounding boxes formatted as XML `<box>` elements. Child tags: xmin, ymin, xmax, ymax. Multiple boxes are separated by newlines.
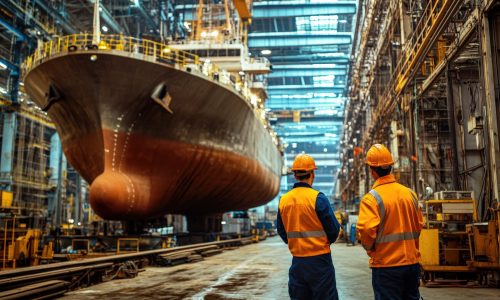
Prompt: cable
<box><xmin>102</xmin><ymin>260</ymin><xmax>139</xmax><ymax>282</ymax></box>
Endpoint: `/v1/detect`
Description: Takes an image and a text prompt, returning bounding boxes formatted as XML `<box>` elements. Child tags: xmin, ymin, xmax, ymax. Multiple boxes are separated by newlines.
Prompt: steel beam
<box><xmin>272</xmin><ymin>116</ymin><xmax>344</xmax><ymax>124</ymax></box>
<box><xmin>269</xmin><ymin>96</ymin><xmax>346</xmax><ymax>102</ymax></box>
<box><xmin>252</xmin><ymin>1</ymin><xmax>356</xmax><ymax>18</ymax></box>
<box><xmin>49</xmin><ymin>133</ymin><xmax>67</xmax><ymax>227</ymax></box>
<box><xmin>282</xmin><ymin>136</ymin><xmax>343</xmax><ymax>144</ymax></box>
<box><xmin>249</xmin><ymin>32</ymin><xmax>352</xmax><ymax>47</ymax></box>
<box><xmin>268</xmin><ymin>85</ymin><xmax>346</xmax><ymax>95</ymax></box>
<box><xmin>97</xmin><ymin>2</ymin><xmax>123</xmax><ymax>33</ymax></box>
<box><xmin>0</xmin><ymin>58</ymin><xmax>19</xmax><ymax>76</ymax></box>
<box><xmin>481</xmin><ymin>13</ymin><xmax>500</xmax><ymax>207</ymax></box>
<box><xmin>34</xmin><ymin>0</ymin><xmax>78</xmax><ymax>34</ymax></box>
<box><xmin>269</xmin><ymin>68</ymin><xmax>347</xmax><ymax>78</ymax></box>
<box><xmin>135</xmin><ymin>1</ymin><xmax>159</xmax><ymax>33</ymax></box>
<box><xmin>175</xmin><ymin>2</ymin><xmax>356</xmax><ymax>19</ymax></box>
<box><xmin>0</xmin><ymin>113</ymin><xmax>16</xmax><ymax>190</ymax></box>
<box><xmin>267</xmin><ymin>98</ymin><xmax>345</xmax><ymax>109</ymax></box>
<box><xmin>0</xmin><ymin>0</ymin><xmax>51</xmax><ymax>37</ymax></box>
<box><xmin>267</xmin><ymin>55</ymin><xmax>350</xmax><ymax>64</ymax></box>
<box><xmin>0</xmin><ymin>18</ymin><xmax>27</xmax><ymax>41</ymax></box>
<box><xmin>420</xmin><ymin>8</ymin><xmax>479</xmax><ymax>95</ymax></box>
<box><xmin>268</xmin><ymin>104</ymin><xmax>343</xmax><ymax>111</ymax></box>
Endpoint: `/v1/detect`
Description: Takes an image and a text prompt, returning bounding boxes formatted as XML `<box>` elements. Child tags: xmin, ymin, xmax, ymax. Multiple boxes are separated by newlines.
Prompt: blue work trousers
<box><xmin>289</xmin><ymin>253</ymin><xmax>339</xmax><ymax>300</ymax></box>
<box><xmin>372</xmin><ymin>263</ymin><xmax>420</xmax><ymax>300</ymax></box>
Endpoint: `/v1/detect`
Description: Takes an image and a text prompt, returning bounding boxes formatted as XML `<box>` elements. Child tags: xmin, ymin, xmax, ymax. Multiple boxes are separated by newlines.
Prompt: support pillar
<box><xmin>481</xmin><ymin>12</ymin><xmax>500</xmax><ymax>206</ymax></box>
<box><xmin>49</xmin><ymin>133</ymin><xmax>66</xmax><ymax>227</ymax></box>
<box><xmin>0</xmin><ymin>113</ymin><xmax>16</xmax><ymax>191</ymax></box>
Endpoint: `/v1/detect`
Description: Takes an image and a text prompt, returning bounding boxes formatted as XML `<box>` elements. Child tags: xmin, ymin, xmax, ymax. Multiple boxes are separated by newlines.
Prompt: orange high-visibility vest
<box><xmin>279</xmin><ymin>187</ymin><xmax>330</xmax><ymax>257</ymax></box>
<box><xmin>357</xmin><ymin>174</ymin><xmax>424</xmax><ymax>267</ymax></box>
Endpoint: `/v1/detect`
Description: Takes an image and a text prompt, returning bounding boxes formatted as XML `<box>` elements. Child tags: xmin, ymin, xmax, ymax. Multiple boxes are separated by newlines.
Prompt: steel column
<box><xmin>0</xmin><ymin>113</ymin><xmax>16</xmax><ymax>191</ymax></box>
<box><xmin>480</xmin><ymin>12</ymin><xmax>500</xmax><ymax>207</ymax></box>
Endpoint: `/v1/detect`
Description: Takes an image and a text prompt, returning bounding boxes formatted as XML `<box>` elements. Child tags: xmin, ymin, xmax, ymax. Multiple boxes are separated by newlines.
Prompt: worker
<box><xmin>277</xmin><ymin>153</ymin><xmax>341</xmax><ymax>300</ymax></box>
<box><xmin>356</xmin><ymin>144</ymin><xmax>424</xmax><ymax>300</ymax></box>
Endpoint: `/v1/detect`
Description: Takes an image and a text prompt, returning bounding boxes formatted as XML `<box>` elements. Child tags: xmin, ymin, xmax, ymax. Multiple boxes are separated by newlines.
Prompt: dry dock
<box><xmin>63</xmin><ymin>237</ymin><xmax>500</xmax><ymax>300</ymax></box>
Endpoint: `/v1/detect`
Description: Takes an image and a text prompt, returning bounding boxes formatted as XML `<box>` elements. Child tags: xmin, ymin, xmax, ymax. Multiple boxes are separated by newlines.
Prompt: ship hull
<box><xmin>24</xmin><ymin>51</ymin><xmax>282</xmax><ymax>220</ymax></box>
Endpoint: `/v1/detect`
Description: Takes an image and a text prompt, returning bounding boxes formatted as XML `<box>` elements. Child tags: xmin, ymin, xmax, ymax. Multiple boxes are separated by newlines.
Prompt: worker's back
<box><xmin>279</xmin><ymin>186</ymin><xmax>330</xmax><ymax>257</ymax></box>
<box><xmin>362</xmin><ymin>180</ymin><xmax>423</xmax><ymax>267</ymax></box>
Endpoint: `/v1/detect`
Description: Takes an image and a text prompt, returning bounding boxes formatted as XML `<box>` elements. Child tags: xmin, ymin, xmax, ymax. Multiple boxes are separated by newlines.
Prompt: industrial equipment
<box><xmin>419</xmin><ymin>199</ymin><xmax>476</xmax><ymax>284</ymax></box>
<box><xmin>1</xmin><ymin>218</ymin><xmax>54</xmax><ymax>270</ymax></box>
<box><xmin>466</xmin><ymin>203</ymin><xmax>500</xmax><ymax>287</ymax></box>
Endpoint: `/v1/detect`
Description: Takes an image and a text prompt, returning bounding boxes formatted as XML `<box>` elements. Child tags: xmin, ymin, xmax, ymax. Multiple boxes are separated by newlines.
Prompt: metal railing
<box><xmin>22</xmin><ymin>34</ymin><xmax>201</xmax><ymax>75</ymax></box>
<box><xmin>393</xmin><ymin>0</ymin><xmax>460</xmax><ymax>95</ymax></box>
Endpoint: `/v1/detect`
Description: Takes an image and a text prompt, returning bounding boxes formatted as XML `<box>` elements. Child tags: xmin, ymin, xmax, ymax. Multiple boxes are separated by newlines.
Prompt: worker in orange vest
<box><xmin>357</xmin><ymin>144</ymin><xmax>424</xmax><ymax>300</ymax></box>
<box><xmin>277</xmin><ymin>153</ymin><xmax>341</xmax><ymax>300</ymax></box>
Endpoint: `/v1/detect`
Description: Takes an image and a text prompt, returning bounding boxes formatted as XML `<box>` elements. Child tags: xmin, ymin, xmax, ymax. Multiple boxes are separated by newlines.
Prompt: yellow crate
<box><xmin>1</xmin><ymin>191</ymin><xmax>13</xmax><ymax>207</ymax></box>
<box><xmin>420</xmin><ymin>229</ymin><xmax>439</xmax><ymax>266</ymax></box>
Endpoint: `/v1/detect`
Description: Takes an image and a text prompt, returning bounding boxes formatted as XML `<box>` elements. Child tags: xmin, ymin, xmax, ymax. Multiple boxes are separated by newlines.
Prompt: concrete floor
<box><xmin>63</xmin><ymin>237</ymin><xmax>500</xmax><ymax>299</ymax></box>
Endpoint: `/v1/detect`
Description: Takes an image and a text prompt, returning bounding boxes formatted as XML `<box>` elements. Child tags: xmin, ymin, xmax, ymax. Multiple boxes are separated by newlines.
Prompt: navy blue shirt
<box><xmin>277</xmin><ymin>182</ymin><xmax>340</xmax><ymax>245</ymax></box>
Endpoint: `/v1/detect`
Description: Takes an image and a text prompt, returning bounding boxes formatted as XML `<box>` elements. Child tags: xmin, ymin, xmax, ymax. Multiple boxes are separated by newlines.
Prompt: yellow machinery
<box><xmin>1</xmin><ymin>218</ymin><xmax>53</xmax><ymax>270</ymax></box>
<box><xmin>466</xmin><ymin>202</ymin><xmax>500</xmax><ymax>286</ymax></box>
<box><xmin>419</xmin><ymin>199</ymin><xmax>476</xmax><ymax>283</ymax></box>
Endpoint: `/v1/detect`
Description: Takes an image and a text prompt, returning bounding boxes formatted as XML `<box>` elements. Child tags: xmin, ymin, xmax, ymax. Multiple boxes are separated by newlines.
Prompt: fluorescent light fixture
<box><xmin>0</xmin><ymin>62</ymin><xmax>7</xmax><ymax>70</ymax></box>
<box><xmin>261</xmin><ymin>49</ymin><xmax>271</xmax><ymax>55</ymax></box>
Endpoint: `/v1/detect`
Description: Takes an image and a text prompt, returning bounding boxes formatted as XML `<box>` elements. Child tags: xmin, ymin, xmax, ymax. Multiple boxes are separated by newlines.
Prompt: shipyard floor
<box><xmin>63</xmin><ymin>237</ymin><xmax>500</xmax><ymax>300</ymax></box>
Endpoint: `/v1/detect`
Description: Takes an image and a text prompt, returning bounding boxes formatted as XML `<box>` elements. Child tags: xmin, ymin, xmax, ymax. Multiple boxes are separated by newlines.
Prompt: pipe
<box><xmin>446</xmin><ymin>67</ymin><xmax>460</xmax><ymax>189</ymax></box>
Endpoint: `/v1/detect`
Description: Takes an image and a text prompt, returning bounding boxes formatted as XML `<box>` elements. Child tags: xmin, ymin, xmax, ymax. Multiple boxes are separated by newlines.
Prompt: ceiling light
<box><xmin>261</xmin><ymin>49</ymin><xmax>271</xmax><ymax>55</ymax></box>
<box><xmin>0</xmin><ymin>62</ymin><xmax>7</xmax><ymax>70</ymax></box>
<box><xmin>101</xmin><ymin>25</ymin><xmax>108</xmax><ymax>32</ymax></box>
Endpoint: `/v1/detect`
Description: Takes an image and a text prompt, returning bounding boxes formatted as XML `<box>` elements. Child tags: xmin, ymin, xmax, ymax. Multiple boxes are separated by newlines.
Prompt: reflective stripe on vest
<box><xmin>370</xmin><ymin>189</ymin><xmax>420</xmax><ymax>244</ymax></box>
<box><xmin>287</xmin><ymin>230</ymin><xmax>326</xmax><ymax>239</ymax></box>
<box><xmin>376</xmin><ymin>231</ymin><xmax>420</xmax><ymax>243</ymax></box>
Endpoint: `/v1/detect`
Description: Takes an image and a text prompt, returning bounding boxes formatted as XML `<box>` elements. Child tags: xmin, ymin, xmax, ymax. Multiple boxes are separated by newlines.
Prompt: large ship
<box><xmin>21</xmin><ymin>0</ymin><xmax>282</xmax><ymax>222</ymax></box>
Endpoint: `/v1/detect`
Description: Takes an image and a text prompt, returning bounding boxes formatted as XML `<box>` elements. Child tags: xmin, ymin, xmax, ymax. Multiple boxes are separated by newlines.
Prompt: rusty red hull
<box><xmin>23</xmin><ymin>51</ymin><xmax>282</xmax><ymax>220</ymax></box>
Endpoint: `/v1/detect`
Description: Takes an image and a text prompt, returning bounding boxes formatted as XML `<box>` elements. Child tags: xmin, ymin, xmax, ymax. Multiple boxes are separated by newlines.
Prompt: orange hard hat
<box><xmin>292</xmin><ymin>153</ymin><xmax>317</xmax><ymax>172</ymax></box>
<box><xmin>365</xmin><ymin>144</ymin><xmax>395</xmax><ymax>167</ymax></box>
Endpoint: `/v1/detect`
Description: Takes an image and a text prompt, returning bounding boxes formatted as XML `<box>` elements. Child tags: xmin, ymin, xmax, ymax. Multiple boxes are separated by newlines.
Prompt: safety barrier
<box><xmin>22</xmin><ymin>34</ymin><xmax>202</xmax><ymax>74</ymax></box>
